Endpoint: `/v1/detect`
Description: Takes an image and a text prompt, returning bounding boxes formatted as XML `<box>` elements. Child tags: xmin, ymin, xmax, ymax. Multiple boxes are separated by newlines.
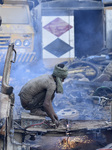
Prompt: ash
<box><xmin>11</xmin><ymin>71</ymin><xmax>111</xmax><ymax>121</ymax></box>
<box><xmin>53</xmin><ymin>78</ymin><xmax>111</xmax><ymax>121</ymax></box>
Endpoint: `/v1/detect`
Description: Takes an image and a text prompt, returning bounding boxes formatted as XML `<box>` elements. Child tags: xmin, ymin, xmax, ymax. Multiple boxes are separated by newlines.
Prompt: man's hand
<box><xmin>54</xmin><ymin>113</ymin><xmax>58</xmax><ymax>121</ymax></box>
<box><xmin>54</xmin><ymin>119</ymin><xmax>59</xmax><ymax>127</ymax></box>
<box><xmin>52</xmin><ymin>113</ymin><xmax>59</xmax><ymax>127</ymax></box>
<box><xmin>43</xmin><ymin>99</ymin><xmax>59</xmax><ymax>127</ymax></box>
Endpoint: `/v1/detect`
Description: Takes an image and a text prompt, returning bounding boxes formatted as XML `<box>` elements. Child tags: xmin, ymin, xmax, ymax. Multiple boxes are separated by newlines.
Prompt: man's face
<box><xmin>61</xmin><ymin>78</ymin><xmax>65</xmax><ymax>82</ymax></box>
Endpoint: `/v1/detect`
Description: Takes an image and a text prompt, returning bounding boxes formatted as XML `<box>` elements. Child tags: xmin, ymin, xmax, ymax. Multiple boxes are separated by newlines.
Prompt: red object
<box><xmin>43</xmin><ymin>17</ymin><xmax>72</xmax><ymax>37</ymax></box>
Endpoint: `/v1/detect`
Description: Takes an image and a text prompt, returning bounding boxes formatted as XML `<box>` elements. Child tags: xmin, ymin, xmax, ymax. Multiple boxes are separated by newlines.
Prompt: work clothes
<box><xmin>19</xmin><ymin>74</ymin><xmax>56</xmax><ymax>110</ymax></box>
<box><xmin>52</xmin><ymin>64</ymin><xmax>68</xmax><ymax>93</ymax></box>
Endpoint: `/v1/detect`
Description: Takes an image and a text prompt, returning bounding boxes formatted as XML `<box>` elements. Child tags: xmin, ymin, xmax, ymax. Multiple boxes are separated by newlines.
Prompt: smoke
<box><xmin>53</xmin><ymin>78</ymin><xmax>111</xmax><ymax>121</ymax></box>
<box><xmin>10</xmin><ymin>60</ymin><xmax>53</xmax><ymax>119</ymax></box>
<box><xmin>8</xmin><ymin>0</ymin><xmax>107</xmax><ymax>121</ymax></box>
<box><xmin>74</xmin><ymin>10</ymin><xmax>104</xmax><ymax>58</ymax></box>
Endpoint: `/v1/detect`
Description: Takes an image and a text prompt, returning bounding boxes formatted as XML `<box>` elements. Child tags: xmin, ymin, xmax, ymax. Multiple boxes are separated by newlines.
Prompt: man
<box><xmin>19</xmin><ymin>63</ymin><xmax>68</xmax><ymax>127</ymax></box>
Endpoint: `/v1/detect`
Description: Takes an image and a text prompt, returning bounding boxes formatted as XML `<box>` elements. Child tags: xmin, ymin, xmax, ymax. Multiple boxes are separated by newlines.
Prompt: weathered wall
<box><xmin>74</xmin><ymin>10</ymin><xmax>104</xmax><ymax>58</ymax></box>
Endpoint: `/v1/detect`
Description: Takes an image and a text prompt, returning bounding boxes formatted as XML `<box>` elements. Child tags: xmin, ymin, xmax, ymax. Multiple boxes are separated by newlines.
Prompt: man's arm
<box><xmin>43</xmin><ymin>91</ymin><xmax>58</xmax><ymax>125</ymax></box>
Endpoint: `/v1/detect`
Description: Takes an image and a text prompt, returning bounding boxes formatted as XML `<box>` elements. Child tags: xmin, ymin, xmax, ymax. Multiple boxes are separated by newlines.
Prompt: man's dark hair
<box><xmin>52</xmin><ymin>63</ymin><xmax>65</xmax><ymax>78</ymax></box>
<box><xmin>57</xmin><ymin>63</ymin><xmax>65</xmax><ymax>68</ymax></box>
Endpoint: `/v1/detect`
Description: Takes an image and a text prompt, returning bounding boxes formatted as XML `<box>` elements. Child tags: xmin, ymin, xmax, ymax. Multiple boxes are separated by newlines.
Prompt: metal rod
<box><xmin>111</xmin><ymin>101</ymin><xmax>112</xmax><ymax>125</ymax></box>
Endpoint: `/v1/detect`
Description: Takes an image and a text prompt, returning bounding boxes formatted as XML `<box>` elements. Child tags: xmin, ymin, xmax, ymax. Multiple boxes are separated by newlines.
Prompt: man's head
<box><xmin>57</xmin><ymin>63</ymin><xmax>65</xmax><ymax>68</ymax></box>
<box><xmin>52</xmin><ymin>63</ymin><xmax>68</xmax><ymax>93</ymax></box>
<box><xmin>52</xmin><ymin>63</ymin><xmax>68</xmax><ymax>82</ymax></box>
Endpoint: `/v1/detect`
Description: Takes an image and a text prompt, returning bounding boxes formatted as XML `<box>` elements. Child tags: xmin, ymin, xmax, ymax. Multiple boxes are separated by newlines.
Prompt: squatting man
<box><xmin>19</xmin><ymin>64</ymin><xmax>68</xmax><ymax>127</ymax></box>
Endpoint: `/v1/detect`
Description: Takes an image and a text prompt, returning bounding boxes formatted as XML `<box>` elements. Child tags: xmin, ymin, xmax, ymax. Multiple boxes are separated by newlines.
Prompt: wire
<box><xmin>14</xmin><ymin>120</ymin><xmax>53</xmax><ymax>131</ymax></box>
<box><xmin>24</xmin><ymin>120</ymin><xmax>52</xmax><ymax>130</ymax></box>
<box><xmin>25</xmin><ymin>121</ymin><xmax>45</xmax><ymax>129</ymax></box>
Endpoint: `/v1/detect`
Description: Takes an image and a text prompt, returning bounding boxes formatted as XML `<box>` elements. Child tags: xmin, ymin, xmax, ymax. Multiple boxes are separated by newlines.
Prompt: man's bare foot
<box><xmin>30</xmin><ymin>108</ymin><xmax>48</xmax><ymax>117</ymax></box>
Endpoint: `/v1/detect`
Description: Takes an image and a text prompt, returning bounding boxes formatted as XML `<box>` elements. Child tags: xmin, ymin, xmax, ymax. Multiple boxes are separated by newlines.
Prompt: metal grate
<box><xmin>0</xmin><ymin>36</ymin><xmax>10</xmax><ymax>50</ymax></box>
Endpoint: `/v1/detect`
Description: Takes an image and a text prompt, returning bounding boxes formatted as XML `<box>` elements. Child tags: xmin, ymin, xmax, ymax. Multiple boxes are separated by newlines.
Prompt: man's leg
<box><xmin>29</xmin><ymin>90</ymin><xmax>48</xmax><ymax>116</ymax></box>
<box><xmin>30</xmin><ymin>108</ymin><xmax>48</xmax><ymax>116</ymax></box>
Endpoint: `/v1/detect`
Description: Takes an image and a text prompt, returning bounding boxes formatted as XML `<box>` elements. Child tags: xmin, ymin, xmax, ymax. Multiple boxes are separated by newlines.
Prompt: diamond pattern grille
<box><xmin>44</xmin><ymin>38</ymin><xmax>73</xmax><ymax>57</ymax></box>
<box><xmin>43</xmin><ymin>17</ymin><xmax>72</xmax><ymax>37</ymax></box>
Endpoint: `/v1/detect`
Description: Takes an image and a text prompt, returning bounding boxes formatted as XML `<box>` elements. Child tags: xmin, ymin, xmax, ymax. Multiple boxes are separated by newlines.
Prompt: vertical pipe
<box><xmin>111</xmin><ymin>101</ymin><xmax>112</xmax><ymax>124</ymax></box>
<box><xmin>103</xmin><ymin>8</ymin><xmax>106</xmax><ymax>48</ymax></box>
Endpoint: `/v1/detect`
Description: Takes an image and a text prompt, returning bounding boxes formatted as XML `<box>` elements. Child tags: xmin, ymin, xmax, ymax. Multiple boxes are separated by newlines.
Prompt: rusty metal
<box><xmin>0</xmin><ymin>124</ymin><xmax>6</xmax><ymax>136</ymax></box>
<box><xmin>1</xmin><ymin>43</ymin><xmax>16</xmax><ymax>95</ymax></box>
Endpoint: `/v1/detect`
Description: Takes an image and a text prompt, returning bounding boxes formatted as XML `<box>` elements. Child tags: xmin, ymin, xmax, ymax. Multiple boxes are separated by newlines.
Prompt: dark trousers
<box><xmin>20</xmin><ymin>90</ymin><xmax>46</xmax><ymax>111</ymax></box>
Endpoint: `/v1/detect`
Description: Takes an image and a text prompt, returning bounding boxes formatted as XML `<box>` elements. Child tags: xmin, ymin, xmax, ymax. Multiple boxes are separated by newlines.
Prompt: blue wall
<box><xmin>74</xmin><ymin>10</ymin><xmax>104</xmax><ymax>58</ymax></box>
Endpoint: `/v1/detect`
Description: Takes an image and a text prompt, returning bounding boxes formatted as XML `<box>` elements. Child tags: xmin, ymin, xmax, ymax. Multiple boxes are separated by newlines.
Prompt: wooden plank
<box><xmin>26</xmin><ymin>127</ymin><xmax>47</xmax><ymax>132</ymax></box>
<box><xmin>46</xmin><ymin>120</ymin><xmax>112</xmax><ymax>133</ymax></box>
<box><xmin>21</xmin><ymin>112</ymin><xmax>45</xmax><ymax>120</ymax></box>
<box><xmin>16</xmin><ymin>116</ymin><xmax>112</xmax><ymax>134</ymax></box>
<box><xmin>21</xmin><ymin>112</ymin><xmax>46</xmax><ymax>128</ymax></box>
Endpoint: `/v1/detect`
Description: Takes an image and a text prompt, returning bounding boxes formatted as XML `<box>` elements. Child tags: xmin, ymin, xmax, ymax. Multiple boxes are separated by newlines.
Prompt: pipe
<box><xmin>1</xmin><ymin>43</ymin><xmax>16</xmax><ymax>95</ymax></box>
<box><xmin>111</xmin><ymin>101</ymin><xmax>112</xmax><ymax>126</ymax></box>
